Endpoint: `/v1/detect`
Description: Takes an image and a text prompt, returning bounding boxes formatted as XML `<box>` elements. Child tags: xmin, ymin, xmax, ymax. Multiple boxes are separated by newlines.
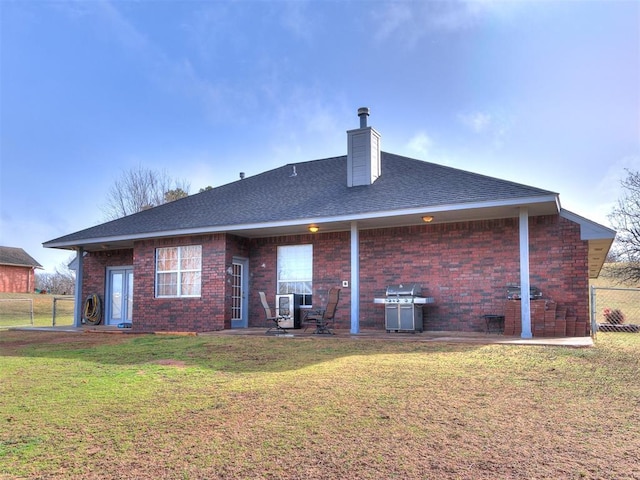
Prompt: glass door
<box><xmin>231</xmin><ymin>258</ymin><xmax>248</xmax><ymax>328</ymax></box>
<box><xmin>106</xmin><ymin>267</ymin><xmax>133</xmax><ymax>326</ymax></box>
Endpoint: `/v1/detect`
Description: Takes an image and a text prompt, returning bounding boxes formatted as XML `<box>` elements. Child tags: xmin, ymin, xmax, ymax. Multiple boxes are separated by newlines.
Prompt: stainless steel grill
<box><xmin>374</xmin><ymin>283</ymin><xmax>434</xmax><ymax>333</ymax></box>
<box><xmin>506</xmin><ymin>285</ymin><xmax>543</xmax><ymax>300</ymax></box>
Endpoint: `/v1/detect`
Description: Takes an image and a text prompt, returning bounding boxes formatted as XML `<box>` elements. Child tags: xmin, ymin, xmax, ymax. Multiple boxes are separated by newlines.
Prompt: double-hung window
<box><xmin>155</xmin><ymin>245</ymin><xmax>202</xmax><ymax>297</ymax></box>
<box><xmin>277</xmin><ymin>244</ymin><xmax>312</xmax><ymax>306</ymax></box>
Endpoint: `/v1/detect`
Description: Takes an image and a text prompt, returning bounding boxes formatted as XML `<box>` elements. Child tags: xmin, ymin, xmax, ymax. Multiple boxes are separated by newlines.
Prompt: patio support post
<box><xmin>519</xmin><ymin>208</ymin><xmax>532</xmax><ymax>338</ymax></box>
<box><xmin>73</xmin><ymin>247</ymin><xmax>84</xmax><ymax>327</ymax></box>
<box><xmin>350</xmin><ymin>221</ymin><xmax>360</xmax><ymax>334</ymax></box>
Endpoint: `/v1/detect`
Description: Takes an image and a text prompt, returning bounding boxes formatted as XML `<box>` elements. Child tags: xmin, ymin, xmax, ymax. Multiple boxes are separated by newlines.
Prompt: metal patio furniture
<box><xmin>259</xmin><ymin>291</ymin><xmax>289</xmax><ymax>335</ymax></box>
<box><xmin>303</xmin><ymin>287</ymin><xmax>341</xmax><ymax>334</ymax></box>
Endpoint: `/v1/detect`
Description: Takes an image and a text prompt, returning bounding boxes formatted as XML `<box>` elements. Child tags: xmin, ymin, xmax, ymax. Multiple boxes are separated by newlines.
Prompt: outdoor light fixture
<box><xmin>422</xmin><ymin>215</ymin><xmax>434</xmax><ymax>223</ymax></box>
<box><xmin>308</xmin><ymin>225</ymin><xmax>319</xmax><ymax>233</ymax></box>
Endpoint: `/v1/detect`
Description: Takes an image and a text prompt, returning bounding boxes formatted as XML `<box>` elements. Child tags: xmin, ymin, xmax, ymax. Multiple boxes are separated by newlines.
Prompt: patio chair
<box><xmin>259</xmin><ymin>291</ymin><xmax>289</xmax><ymax>335</ymax></box>
<box><xmin>303</xmin><ymin>287</ymin><xmax>341</xmax><ymax>334</ymax></box>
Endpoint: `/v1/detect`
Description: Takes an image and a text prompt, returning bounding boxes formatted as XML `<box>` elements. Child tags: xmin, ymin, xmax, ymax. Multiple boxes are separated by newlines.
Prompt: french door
<box><xmin>106</xmin><ymin>267</ymin><xmax>133</xmax><ymax>326</ymax></box>
<box><xmin>230</xmin><ymin>258</ymin><xmax>249</xmax><ymax>328</ymax></box>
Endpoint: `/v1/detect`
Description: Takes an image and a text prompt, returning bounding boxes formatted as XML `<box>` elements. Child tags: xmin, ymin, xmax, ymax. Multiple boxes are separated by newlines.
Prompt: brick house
<box><xmin>0</xmin><ymin>246</ymin><xmax>42</xmax><ymax>293</ymax></box>
<box><xmin>44</xmin><ymin>109</ymin><xmax>615</xmax><ymax>337</ymax></box>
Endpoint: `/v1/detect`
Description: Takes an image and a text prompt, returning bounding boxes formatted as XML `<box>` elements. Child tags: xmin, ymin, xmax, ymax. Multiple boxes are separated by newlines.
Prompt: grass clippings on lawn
<box><xmin>1</xmin><ymin>331</ymin><xmax>639</xmax><ymax>479</ymax></box>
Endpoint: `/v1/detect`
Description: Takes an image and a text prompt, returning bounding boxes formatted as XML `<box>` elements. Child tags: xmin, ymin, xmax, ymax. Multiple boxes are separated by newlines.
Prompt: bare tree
<box><xmin>102</xmin><ymin>165</ymin><xmax>190</xmax><ymax>220</ymax></box>
<box><xmin>36</xmin><ymin>259</ymin><xmax>76</xmax><ymax>295</ymax></box>
<box><xmin>608</xmin><ymin>169</ymin><xmax>640</xmax><ymax>283</ymax></box>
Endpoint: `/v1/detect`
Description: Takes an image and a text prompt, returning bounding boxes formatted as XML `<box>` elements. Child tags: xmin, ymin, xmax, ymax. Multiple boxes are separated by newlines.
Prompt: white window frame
<box><xmin>277</xmin><ymin>244</ymin><xmax>312</xmax><ymax>306</ymax></box>
<box><xmin>155</xmin><ymin>245</ymin><xmax>202</xmax><ymax>298</ymax></box>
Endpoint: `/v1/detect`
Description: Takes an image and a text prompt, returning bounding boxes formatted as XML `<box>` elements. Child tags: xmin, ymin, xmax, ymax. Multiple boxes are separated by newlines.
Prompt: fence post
<box><xmin>52</xmin><ymin>297</ymin><xmax>56</xmax><ymax>326</ymax></box>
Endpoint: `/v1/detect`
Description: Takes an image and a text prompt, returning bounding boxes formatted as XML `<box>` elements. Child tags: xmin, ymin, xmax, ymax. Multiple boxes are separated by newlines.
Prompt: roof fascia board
<box><xmin>300</xmin><ymin>195</ymin><xmax>559</xmax><ymax>226</ymax></box>
<box><xmin>560</xmin><ymin>209</ymin><xmax>616</xmax><ymax>240</ymax></box>
<box><xmin>44</xmin><ymin>195</ymin><xmax>560</xmax><ymax>249</ymax></box>
<box><xmin>0</xmin><ymin>262</ymin><xmax>43</xmax><ymax>268</ymax></box>
<box><xmin>364</xmin><ymin>195</ymin><xmax>560</xmax><ymax>219</ymax></box>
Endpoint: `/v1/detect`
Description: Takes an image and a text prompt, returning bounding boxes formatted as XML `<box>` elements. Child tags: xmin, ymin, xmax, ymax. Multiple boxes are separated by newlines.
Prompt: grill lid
<box><xmin>386</xmin><ymin>283</ymin><xmax>421</xmax><ymax>297</ymax></box>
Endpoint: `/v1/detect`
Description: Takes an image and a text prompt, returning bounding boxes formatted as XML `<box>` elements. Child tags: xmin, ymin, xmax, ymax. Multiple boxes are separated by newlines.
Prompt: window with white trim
<box><xmin>155</xmin><ymin>245</ymin><xmax>202</xmax><ymax>298</ymax></box>
<box><xmin>277</xmin><ymin>244</ymin><xmax>312</xmax><ymax>306</ymax></box>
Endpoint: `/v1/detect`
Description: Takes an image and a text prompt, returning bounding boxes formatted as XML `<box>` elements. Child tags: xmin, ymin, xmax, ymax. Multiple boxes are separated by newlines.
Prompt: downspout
<box><xmin>73</xmin><ymin>247</ymin><xmax>84</xmax><ymax>327</ymax></box>
<box><xmin>350</xmin><ymin>221</ymin><xmax>360</xmax><ymax>334</ymax></box>
<box><xmin>519</xmin><ymin>208</ymin><xmax>532</xmax><ymax>338</ymax></box>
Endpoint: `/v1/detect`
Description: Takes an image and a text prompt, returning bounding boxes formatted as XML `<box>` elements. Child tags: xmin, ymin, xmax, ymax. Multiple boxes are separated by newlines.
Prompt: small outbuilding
<box><xmin>0</xmin><ymin>246</ymin><xmax>43</xmax><ymax>293</ymax></box>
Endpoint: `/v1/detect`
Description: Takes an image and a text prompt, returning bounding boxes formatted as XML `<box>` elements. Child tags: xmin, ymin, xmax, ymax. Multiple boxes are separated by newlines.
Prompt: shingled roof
<box><xmin>0</xmin><ymin>246</ymin><xmax>43</xmax><ymax>268</ymax></box>
<box><xmin>44</xmin><ymin>152</ymin><xmax>558</xmax><ymax>250</ymax></box>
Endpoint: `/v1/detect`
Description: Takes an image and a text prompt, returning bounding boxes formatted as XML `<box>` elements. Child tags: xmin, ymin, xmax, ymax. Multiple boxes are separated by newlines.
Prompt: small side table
<box><xmin>482</xmin><ymin>314</ymin><xmax>505</xmax><ymax>334</ymax></box>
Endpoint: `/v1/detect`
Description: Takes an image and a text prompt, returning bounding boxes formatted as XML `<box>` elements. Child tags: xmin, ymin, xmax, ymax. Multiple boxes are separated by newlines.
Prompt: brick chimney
<box><xmin>347</xmin><ymin>107</ymin><xmax>381</xmax><ymax>187</ymax></box>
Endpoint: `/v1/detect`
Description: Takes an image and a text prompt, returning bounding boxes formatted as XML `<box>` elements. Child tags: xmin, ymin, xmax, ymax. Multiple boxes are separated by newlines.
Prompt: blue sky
<box><xmin>1</xmin><ymin>0</ymin><xmax>639</xmax><ymax>273</ymax></box>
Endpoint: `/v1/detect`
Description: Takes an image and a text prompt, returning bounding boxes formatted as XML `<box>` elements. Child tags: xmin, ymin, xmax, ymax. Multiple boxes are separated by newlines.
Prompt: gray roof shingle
<box><xmin>0</xmin><ymin>246</ymin><xmax>43</xmax><ymax>268</ymax></box>
<box><xmin>45</xmin><ymin>153</ymin><xmax>556</xmax><ymax>246</ymax></box>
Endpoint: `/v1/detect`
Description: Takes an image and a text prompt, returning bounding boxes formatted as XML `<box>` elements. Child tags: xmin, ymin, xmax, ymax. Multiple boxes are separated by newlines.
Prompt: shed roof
<box><xmin>0</xmin><ymin>246</ymin><xmax>43</xmax><ymax>268</ymax></box>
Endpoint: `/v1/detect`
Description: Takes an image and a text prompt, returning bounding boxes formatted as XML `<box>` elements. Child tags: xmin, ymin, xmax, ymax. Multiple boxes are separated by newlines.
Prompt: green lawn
<box><xmin>1</xmin><ymin>331</ymin><xmax>638</xmax><ymax>479</ymax></box>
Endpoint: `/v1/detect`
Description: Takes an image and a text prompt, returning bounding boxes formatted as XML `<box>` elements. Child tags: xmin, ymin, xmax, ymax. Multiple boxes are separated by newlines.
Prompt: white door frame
<box><xmin>231</xmin><ymin>257</ymin><xmax>249</xmax><ymax>328</ymax></box>
<box><xmin>105</xmin><ymin>266</ymin><xmax>134</xmax><ymax>326</ymax></box>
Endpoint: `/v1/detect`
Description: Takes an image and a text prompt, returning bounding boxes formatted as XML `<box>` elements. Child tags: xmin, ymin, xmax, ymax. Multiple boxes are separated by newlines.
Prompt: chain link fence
<box><xmin>591</xmin><ymin>286</ymin><xmax>640</xmax><ymax>334</ymax></box>
<box><xmin>0</xmin><ymin>298</ymin><xmax>34</xmax><ymax>328</ymax></box>
<box><xmin>52</xmin><ymin>296</ymin><xmax>75</xmax><ymax>326</ymax></box>
<box><xmin>0</xmin><ymin>294</ymin><xmax>75</xmax><ymax>328</ymax></box>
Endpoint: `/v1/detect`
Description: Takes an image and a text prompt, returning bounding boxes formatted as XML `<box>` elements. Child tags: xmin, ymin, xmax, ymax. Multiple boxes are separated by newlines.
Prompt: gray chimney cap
<box><xmin>358</xmin><ymin>107</ymin><xmax>370</xmax><ymax>128</ymax></box>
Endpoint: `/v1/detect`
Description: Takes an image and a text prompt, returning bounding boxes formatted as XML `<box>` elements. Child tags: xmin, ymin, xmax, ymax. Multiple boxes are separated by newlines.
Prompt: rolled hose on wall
<box><xmin>83</xmin><ymin>294</ymin><xmax>102</xmax><ymax>325</ymax></box>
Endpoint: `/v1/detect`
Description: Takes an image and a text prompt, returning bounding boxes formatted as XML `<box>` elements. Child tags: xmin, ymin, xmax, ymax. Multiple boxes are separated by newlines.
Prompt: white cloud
<box><xmin>597</xmin><ymin>154</ymin><xmax>640</xmax><ymax>201</ymax></box>
<box><xmin>373</xmin><ymin>3</ymin><xmax>413</xmax><ymax>43</ymax></box>
<box><xmin>406</xmin><ymin>132</ymin><xmax>433</xmax><ymax>159</ymax></box>
<box><xmin>280</xmin><ymin>2</ymin><xmax>314</xmax><ymax>41</ymax></box>
<box><xmin>96</xmin><ymin>0</ymin><xmax>151</xmax><ymax>53</ymax></box>
<box><xmin>372</xmin><ymin>0</ymin><xmax>520</xmax><ymax>45</ymax></box>
<box><xmin>269</xmin><ymin>89</ymin><xmax>349</xmax><ymax>161</ymax></box>
<box><xmin>457</xmin><ymin>110</ymin><xmax>514</xmax><ymax>149</ymax></box>
<box><xmin>458</xmin><ymin>112</ymin><xmax>492</xmax><ymax>133</ymax></box>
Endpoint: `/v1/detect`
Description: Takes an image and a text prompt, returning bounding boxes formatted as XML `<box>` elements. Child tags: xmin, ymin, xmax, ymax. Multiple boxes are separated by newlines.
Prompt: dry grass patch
<box><xmin>1</xmin><ymin>331</ymin><xmax>638</xmax><ymax>479</ymax></box>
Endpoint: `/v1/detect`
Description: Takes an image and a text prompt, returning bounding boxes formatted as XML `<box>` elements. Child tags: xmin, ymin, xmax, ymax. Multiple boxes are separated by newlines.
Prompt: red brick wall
<box><xmin>357</xmin><ymin>215</ymin><xmax>588</xmax><ymax>333</ymax></box>
<box><xmin>133</xmin><ymin>235</ymin><xmax>228</xmax><ymax>332</ymax></box>
<box><xmin>245</xmin><ymin>215</ymin><xmax>587</xmax><ymax>334</ymax></box>
<box><xmin>80</xmin><ymin>215</ymin><xmax>589</xmax><ymax>335</ymax></box>
<box><xmin>81</xmin><ymin>235</ymin><xmax>250</xmax><ymax>333</ymax></box>
<box><xmin>82</xmin><ymin>249</ymin><xmax>134</xmax><ymax>322</ymax></box>
<box><xmin>248</xmin><ymin>233</ymin><xmax>351</xmax><ymax>328</ymax></box>
<box><xmin>0</xmin><ymin>265</ymin><xmax>36</xmax><ymax>293</ymax></box>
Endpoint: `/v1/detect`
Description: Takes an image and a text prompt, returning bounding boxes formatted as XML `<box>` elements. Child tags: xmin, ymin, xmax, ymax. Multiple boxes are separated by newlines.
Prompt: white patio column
<box><xmin>519</xmin><ymin>208</ymin><xmax>532</xmax><ymax>338</ymax></box>
<box><xmin>73</xmin><ymin>247</ymin><xmax>84</xmax><ymax>327</ymax></box>
<box><xmin>350</xmin><ymin>221</ymin><xmax>360</xmax><ymax>334</ymax></box>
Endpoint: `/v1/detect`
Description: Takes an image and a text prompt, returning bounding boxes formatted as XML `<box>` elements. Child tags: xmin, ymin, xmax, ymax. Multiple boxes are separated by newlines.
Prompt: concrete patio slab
<box><xmin>7</xmin><ymin>326</ymin><xmax>594</xmax><ymax>347</ymax></box>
